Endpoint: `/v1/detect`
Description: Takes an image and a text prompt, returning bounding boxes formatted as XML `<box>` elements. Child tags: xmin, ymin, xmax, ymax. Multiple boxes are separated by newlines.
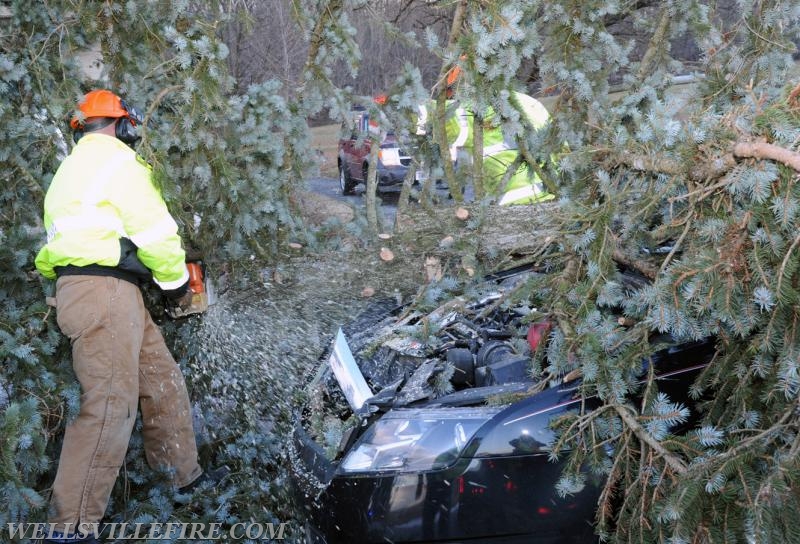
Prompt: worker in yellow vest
<box><xmin>35</xmin><ymin>90</ymin><xmax>223</xmax><ymax>542</ymax></box>
<box><xmin>417</xmin><ymin>66</ymin><xmax>555</xmax><ymax>205</ymax></box>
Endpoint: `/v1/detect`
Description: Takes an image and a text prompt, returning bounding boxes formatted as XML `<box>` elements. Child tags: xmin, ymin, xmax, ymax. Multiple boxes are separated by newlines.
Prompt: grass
<box><xmin>310</xmin><ymin>123</ymin><xmax>341</xmax><ymax>177</ymax></box>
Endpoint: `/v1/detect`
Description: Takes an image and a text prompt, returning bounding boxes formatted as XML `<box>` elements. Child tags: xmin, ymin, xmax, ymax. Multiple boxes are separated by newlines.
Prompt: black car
<box><xmin>290</xmin><ymin>268</ymin><xmax>713</xmax><ymax>544</ymax></box>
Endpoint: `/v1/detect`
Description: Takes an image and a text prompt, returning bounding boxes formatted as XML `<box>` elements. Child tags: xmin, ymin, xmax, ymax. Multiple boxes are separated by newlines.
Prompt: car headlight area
<box><xmin>339</xmin><ymin>407</ymin><xmax>502</xmax><ymax>474</ymax></box>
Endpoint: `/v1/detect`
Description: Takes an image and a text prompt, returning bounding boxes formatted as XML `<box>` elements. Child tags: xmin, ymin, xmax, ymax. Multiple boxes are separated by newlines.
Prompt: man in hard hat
<box><xmin>35</xmin><ymin>90</ymin><xmax>209</xmax><ymax>542</ymax></box>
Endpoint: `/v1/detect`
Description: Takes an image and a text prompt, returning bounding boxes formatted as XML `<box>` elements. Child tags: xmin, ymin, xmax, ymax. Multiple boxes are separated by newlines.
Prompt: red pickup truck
<box><xmin>337</xmin><ymin>108</ymin><xmax>411</xmax><ymax>195</ymax></box>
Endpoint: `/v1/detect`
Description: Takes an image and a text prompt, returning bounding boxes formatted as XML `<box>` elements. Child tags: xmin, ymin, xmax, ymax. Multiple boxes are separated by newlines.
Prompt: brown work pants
<box><xmin>48</xmin><ymin>276</ymin><xmax>201</xmax><ymax>529</ymax></box>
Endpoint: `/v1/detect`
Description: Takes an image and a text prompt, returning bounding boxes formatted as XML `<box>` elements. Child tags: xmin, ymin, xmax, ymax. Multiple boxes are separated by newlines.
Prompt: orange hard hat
<box><xmin>70</xmin><ymin>89</ymin><xmax>129</xmax><ymax>129</ymax></box>
<box><xmin>446</xmin><ymin>64</ymin><xmax>463</xmax><ymax>88</ymax></box>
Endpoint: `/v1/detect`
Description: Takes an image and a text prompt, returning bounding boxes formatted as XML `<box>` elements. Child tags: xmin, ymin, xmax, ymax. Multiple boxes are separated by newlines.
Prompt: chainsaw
<box><xmin>166</xmin><ymin>261</ymin><xmax>213</xmax><ymax>318</ymax></box>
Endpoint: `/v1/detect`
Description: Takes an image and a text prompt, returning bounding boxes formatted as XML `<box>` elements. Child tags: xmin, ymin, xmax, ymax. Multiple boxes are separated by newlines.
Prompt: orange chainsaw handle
<box><xmin>187</xmin><ymin>262</ymin><xmax>205</xmax><ymax>294</ymax></box>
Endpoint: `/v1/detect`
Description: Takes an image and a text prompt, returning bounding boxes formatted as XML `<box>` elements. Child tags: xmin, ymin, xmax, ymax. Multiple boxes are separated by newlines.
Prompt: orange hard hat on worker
<box><xmin>70</xmin><ymin>89</ymin><xmax>131</xmax><ymax>129</ymax></box>
<box><xmin>446</xmin><ymin>64</ymin><xmax>462</xmax><ymax>88</ymax></box>
<box><xmin>445</xmin><ymin>56</ymin><xmax>467</xmax><ymax>98</ymax></box>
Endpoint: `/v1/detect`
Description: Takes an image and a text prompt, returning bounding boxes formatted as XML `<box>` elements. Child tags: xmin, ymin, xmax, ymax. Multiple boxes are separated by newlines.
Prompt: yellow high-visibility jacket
<box><xmin>416</xmin><ymin>92</ymin><xmax>554</xmax><ymax>205</ymax></box>
<box><xmin>444</xmin><ymin>92</ymin><xmax>554</xmax><ymax>205</ymax></box>
<box><xmin>35</xmin><ymin>133</ymin><xmax>188</xmax><ymax>291</ymax></box>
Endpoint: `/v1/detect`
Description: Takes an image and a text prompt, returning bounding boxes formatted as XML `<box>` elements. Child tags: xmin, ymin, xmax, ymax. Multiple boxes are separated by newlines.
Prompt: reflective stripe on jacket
<box><xmin>35</xmin><ymin>134</ymin><xmax>188</xmax><ymax>290</ymax></box>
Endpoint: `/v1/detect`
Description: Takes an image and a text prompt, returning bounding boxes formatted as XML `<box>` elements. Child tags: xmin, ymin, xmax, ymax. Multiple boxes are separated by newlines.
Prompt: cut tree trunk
<box><xmin>395</xmin><ymin>202</ymin><xmax>561</xmax><ymax>268</ymax></box>
<box><xmin>394</xmin><ymin>201</ymin><xmax>663</xmax><ymax>279</ymax></box>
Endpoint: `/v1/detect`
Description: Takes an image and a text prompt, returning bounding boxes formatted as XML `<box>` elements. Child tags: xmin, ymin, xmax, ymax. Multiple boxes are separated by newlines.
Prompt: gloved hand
<box><xmin>165</xmin><ymin>275</ymin><xmax>208</xmax><ymax>318</ymax></box>
<box><xmin>175</xmin><ymin>289</ymin><xmax>194</xmax><ymax>311</ymax></box>
<box><xmin>163</xmin><ymin>281</ymin><xmax>192</xmax><ymax>316</ymax></box>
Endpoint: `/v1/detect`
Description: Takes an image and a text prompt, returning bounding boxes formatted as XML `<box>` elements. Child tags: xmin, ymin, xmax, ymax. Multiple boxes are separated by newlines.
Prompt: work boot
<box><xmin>177</xmin><ymin>465</ymin><xmax>231</xmax><ymax>496</ymax></box>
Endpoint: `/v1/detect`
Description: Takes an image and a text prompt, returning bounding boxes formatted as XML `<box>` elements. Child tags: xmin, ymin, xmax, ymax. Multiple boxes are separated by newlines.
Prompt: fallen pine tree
<box><xmin>392</xmin><ymin>89</ymin><xmax>800</xmax><ymax>540</ymax></box>
<box><xmin>385</xmin><ymin>3</ymin><xmax>800</xmax><ymax>541</ymax></box>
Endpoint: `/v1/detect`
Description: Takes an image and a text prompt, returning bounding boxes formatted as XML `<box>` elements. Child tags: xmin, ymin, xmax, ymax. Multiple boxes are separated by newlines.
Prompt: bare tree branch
<box><xmin>432</xmin><ymin>0</ymin><xmax>467</xmax><ymax>202</ymax></box>
<box><xmin>472</xmin><ymin>113</ymin><xmax>484</xmax><ymax>199</ymax></box>
<box><xmin>733</xmin><ymin>141</ymin><xmax>800</xmax><ymax>172</ymax></box>
<box><xmin>612</xmin><ymin>250</ymin><xmax>658</xmax><ymax>280</ymax></box>
<box><xmin>635</xmin><ymin>4</ymin><xmax>671</xmax><ymax>82</ymax></box>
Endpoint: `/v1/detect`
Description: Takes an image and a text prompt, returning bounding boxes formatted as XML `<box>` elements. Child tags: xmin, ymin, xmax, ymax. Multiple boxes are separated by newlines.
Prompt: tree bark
<box><xmin>431</xmin><ymin>0</ymin><xmax>467</xmax><ymax>203</ymax></box>
<box><xmin>395</xmin><ymin>202</ymin><xmax>560</xmax><ymax>262</ymax></box>
<box><xmin>733</xmin><ymin>141</ymin><xmax>800</xmax><ymax>172</ymax></box>
<box><xmin>473</xmin><ymin>113</ymin><xmax>484</xmax><ymax>200</ymax></box>
<box><xmin>635</xmin><ymin>5</ymin><xmax>671</xmax><ymax>82</ymax></box>
<box><xmin>365</xmin><ymin>141</ymin><xmax>381</xmax><ymax>233</ymax></box>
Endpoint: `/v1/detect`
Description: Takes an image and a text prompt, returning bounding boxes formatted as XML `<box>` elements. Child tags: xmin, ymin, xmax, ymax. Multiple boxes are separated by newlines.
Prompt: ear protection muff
<box><xmin>115</xmin><ymin>99</ymin><xmax>143</xmax><ymax>146</ymax></box>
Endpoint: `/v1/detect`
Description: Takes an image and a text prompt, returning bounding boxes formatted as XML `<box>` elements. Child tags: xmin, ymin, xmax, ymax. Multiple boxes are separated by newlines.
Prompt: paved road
<box><xmin>305</xmin><ymin>175</ymin><xmax>405</xmax><ymax>226</ymax></box>
<box><xmin>305</xmin><ymin>175</ymin><xmax>474</xmax><ymax>230</ymax></box>
<box><xmin>305</xmin><ymin>176</ymin><xmax>402</xmax><ymax>204</ymax></box>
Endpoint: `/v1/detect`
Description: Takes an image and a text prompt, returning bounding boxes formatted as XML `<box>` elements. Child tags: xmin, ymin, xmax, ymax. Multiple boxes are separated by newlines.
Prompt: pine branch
<box><xmin>140</xmin><ymin>84</ymin><xmax>182</xmax><ymax>149</ymax></box>
<box><xmin>597</xmin><ymin>428</ymin><xmax>632</xmax><ymax>525</ymax></box>
<box><xmin>497</xmin><ymin>153</ymin><xmax>524</xmax><ymax>194</ymax></box>
<box><xmin>613</xmin><ymin>403</ymin><xmax>688</xmax><ymax>475</ymax></box>
<box><xmin>620</xmin><ymin>153</ymin><xmax>683</xmax><ymax>174</ymax></box>
<box><xmin>612</xmin><ymin>249</ymin><xmax>658</xmax><ymax>280</ymax></box>
<box><xmin>635</xmin><ymin>4</ymin><xmax>671</xmax><ymax>82</ymax></box>
<box><xmin>690</xmin><ymin>153</ymin><xmax>738</xmax><ymax>181</ymax></box>
<box><xmin>702</xmin><ymin>406</ymin><xmax>795</xmax><ymax>469</ymax></box>
<box><xmin>733</xmin><ymin>141</ymin><xmax>800</xmax><ymax>172</ymax></box>
<box><xmin>395</xmin><ymin>157</ymin><xmax>419</xmax><ymax>224</ymax></box>
<box><xmin>434</xmin><ymin>93</ymin><xmax>463</xmax><ymax>202</ymax></box>
<box><xmin>615</xmin><ymin>151</ymin><xmax>737</xmax><ymax>181</ymax></box>
<box><xmin>302</xmin><ymin>0</ymin><xmax>344</xmax><ymax>77</ymax></box>
<box><xmin>508</xmin><ymin>92</ymin><xmax>558</xmax><ymax>196</ymax></box>
<box><xmin>365</xmin><ymin>139</ymin><xmax>380</xmax><ymax>233</ymax></box>
<box><xmin>519</xmin><ymin>139</ymin><xmax>559</xmax><ymax>196</ymax></box>
<box><xmin>657</xmin><ymin>216</ymin><xmax>693</xmax><ymax>275</ymax></box>
<box><xmin>431</xmin><ymin>0</ymin><xmax>468</xmax><ymax>97</ymax></box>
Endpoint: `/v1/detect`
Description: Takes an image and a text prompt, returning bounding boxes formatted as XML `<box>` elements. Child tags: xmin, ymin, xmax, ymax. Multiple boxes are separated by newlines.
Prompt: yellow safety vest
<box><xmin>35</xmin><ymin>134</ymin><xmax>188</xmax><ymax>291</ymax></box>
